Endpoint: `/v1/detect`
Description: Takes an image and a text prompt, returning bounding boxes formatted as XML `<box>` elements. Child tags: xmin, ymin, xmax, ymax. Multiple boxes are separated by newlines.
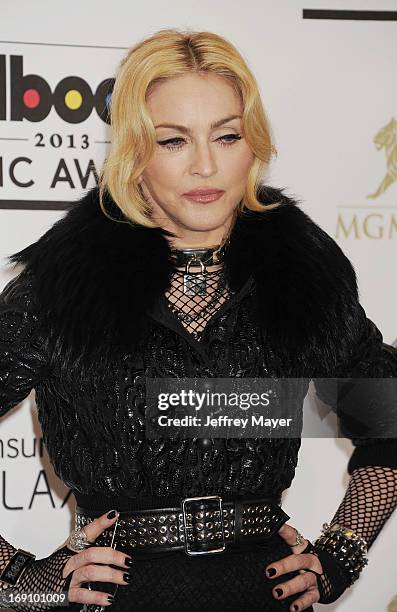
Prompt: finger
<box><xmin>278</xmin><ymin>523</ymin><xmax>309</xmax><ymax>554</ymax></box>
<box><xmin>68</xmin><ymin>584</ymin><xmax>114</xmax><ymax>607</ymax></box>
<box><xmin>270</xmin><ymin>571</ymin><xmax>318</xmax><ymax>602</ymax></box>
<box><xmin>60</xmin><ymin>509</ymin><xmax>119</xmax><ymax>553</ymax></box>
<box><xmin>265</xmin><ymin>552</ymin><xmax>323</xmax><ymax>579</ymax></box>
<box><xmin>289</xmin><ymin>586</ymin><xmax>320</xmax><ymax>611</ymax></box>
<box><xmin>299</xmin><ymin>540</ymin><xmax>317</xmax><ymax>556</ymax></box>
<box><xmin>63</xmin><ymin>545</ymin><xmax>133</xmax><ymax>583</ymax></box>
<box><xmin>78</xmin><ymin>509</ymin><xmax>120</xmax><ymax>544</ymax></box>
<box><xmin>70</xmin><ymin>561</ymin><xmax>132</xmax><ymax>590</ymax></box>
<box><xmin>62</xmin><ymin>509</ymin><xmax>131</xmax><ymax>579</ymax></box>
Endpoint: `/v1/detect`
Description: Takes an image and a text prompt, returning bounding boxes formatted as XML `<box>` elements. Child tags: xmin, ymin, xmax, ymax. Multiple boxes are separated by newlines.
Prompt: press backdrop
<box><xmin>1</xmin><ymin>1</ymin><xmax>397</xmax><ymax>610</ymax></box>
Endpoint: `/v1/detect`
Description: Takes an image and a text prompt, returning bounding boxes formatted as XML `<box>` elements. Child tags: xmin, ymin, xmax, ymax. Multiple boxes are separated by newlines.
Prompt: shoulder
<box><xmin>246</xmin><ymin>184</ymin><xmax>358</xmax><ymax>299</ymax></box>
<box><xmin>0</xmin><ymin>269</ymin><xmax>42</xmax><ymax>347</ymax></box>
<box><xmin>242</xmin><ymin>186</ymin><xmax>362</xmax><ymax>370</ymax></box>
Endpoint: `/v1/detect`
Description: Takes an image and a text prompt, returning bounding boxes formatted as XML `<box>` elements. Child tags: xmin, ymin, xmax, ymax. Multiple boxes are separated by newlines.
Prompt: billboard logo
<box><xmin>0</xmin><ymin>55</ymin><xmax>114</xmax><ymax>124</ymax></box>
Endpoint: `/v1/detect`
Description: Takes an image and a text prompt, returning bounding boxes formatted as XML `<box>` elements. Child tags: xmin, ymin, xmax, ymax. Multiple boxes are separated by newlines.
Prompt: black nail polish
<box><xmin>125</xmin><ymin>557</ymin><xmax>133</xmax><ymax>567</ymax></box>
<box><xmin>107</xmin><ymin>594</ymin><xmax>115</xmax><ymax>603</ymax></box>
<box><xmin>275</xmin><ymin>588</ymin><xmax>283</xmax><ymax>597</ymax></box>
<box><xmin>293</xmin><ymin>606</ymin><xmax>298</xmax><ymax>611</ymax></box>
<box><xmin>123</xmin><ymin>573</ymin><xmax>132</xmax><ymax>583</ymax></box>
<box><xmin>267</xmin><ymin>567</ymin><xmax>276</xmax><ymax>577</ymax></box>
<box><xmin>107</xmin><ymin>510</ymin><xmax>117</xmax><ymax>519</ymax></box>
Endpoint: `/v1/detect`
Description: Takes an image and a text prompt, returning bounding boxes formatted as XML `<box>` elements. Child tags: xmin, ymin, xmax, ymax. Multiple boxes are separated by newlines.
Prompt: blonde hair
<box><xmin>99</xmin><ymin>28</ymin><xmax>281</xmax><ymax>227</ymax></box>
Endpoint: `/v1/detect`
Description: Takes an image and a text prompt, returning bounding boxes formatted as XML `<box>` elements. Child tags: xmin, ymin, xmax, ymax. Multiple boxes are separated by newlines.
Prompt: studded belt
<box><xmin>75</xmin><ymin>495</ymin><xmax>290</xmax><ymax>557</ymax></box>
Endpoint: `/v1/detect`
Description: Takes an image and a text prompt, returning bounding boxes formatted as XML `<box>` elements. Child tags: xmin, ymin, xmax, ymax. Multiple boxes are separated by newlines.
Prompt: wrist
<box><xmin>310</xmin><ymin>544</ymin><xmax>351</xmax><ymax>604</ymax></box>
<box><xmin>314</xmin><ymin>522</ymin><xmax>368</xmax><ymax>585</ymax></box>
<box><xmin>0</xmin><ymin>549</ymin><xmax>36</xmax><ymax>587</ymax></box>
<box><xmin>0</xmin><ymin>547</ymin><xmax>77</xmax><ymax>612</ymax></box>
<box><xmin>304</xmin><ymin>522</ymin><xmax>369</xmax><ymax>605</ymax></box>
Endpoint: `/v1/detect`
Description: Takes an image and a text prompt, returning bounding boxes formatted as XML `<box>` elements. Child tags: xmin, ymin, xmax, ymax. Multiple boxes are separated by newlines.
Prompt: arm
<box><xmin>0</xmin><ymin>269</ymin><xmax>45</xmax><ymax>581</ymax></box>
<box><xmin>0</xmin><ymin>269</ymin><xmax>48</xmax><ymax>417</ymax></box>
<box><xmin>313</xmin><ymin>307</ymin><xmax>397</xmax><ymax>603</ymax></box>
<box><xmin>331</xmin><ymin>334</ymin><xmax>397</xmax><ymax>552</ymax></box>
<box><xmin>0</xmin><ymin>270</ymin><xmax>76</xmax><ymax>610</ymax></box>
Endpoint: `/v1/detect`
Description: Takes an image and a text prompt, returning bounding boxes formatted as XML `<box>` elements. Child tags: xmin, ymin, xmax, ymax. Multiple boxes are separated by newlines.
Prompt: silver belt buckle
<box><xmin>181</xmin><ymin>495</ymin><xmax>226</xmax><ymax>556</ymax></box>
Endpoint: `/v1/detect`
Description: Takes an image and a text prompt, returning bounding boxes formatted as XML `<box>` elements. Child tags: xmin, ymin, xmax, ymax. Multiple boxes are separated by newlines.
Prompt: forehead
<box><xmin>146</xmin><ymin>73</ymin><xmax>242</xmax><ymax>123</ymax></box>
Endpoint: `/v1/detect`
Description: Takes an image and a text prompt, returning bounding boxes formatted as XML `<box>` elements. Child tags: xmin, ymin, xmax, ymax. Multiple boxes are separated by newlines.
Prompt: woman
<box><xmin>0</xmin><ymin>28</ymin><xmax>397</xmax><ymax>612</ymax></box>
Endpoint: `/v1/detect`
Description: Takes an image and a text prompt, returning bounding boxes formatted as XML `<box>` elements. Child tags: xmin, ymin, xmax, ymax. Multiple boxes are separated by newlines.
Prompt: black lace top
<box><xmin>0</xmin><ymin>263</ymin><xmax>396</xmax><ymax>510</ymax></box>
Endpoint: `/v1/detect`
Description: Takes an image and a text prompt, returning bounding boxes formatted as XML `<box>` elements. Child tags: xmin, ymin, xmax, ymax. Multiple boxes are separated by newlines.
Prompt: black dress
<box><xmin>68</xmin><ymin>270</ymin><xmax>313</xmax><ymax>612</ymax></box>
<box><xmin>86</xmin><ymin>533</ymin><xmax>313</xmax><ymax>612</ymax></box>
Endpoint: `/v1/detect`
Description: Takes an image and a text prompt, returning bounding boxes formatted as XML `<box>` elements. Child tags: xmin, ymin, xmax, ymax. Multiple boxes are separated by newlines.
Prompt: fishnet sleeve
<box><xmin>0</xmin><ymin>536</ymin><xmax>18</xmax><ymax>591</ymax></box>
<box><xmin>0</xmin><ymin>539</ymin><xmax>78</xmax><ymax>611</ymax></box>
<box><xmin>0</xmin><ymin>270</ymin><xmax>78</xmax><ymax>610</ymax></box>
<box><xmin>330</xmin><ymin>465</ymin><xmax>397</xmax><ymax>550</ymax></box>
<box><xmin>306</xmin><ymin>465</ymin><xmax>397</xmax><ymax>604</ymax></box>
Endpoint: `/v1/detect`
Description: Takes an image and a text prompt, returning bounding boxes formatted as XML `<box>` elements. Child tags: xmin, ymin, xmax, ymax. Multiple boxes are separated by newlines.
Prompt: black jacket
<box><xmin>1</xmin><ymin>185</ymin><xmax>396</xmax><ymax>511</ymax></box>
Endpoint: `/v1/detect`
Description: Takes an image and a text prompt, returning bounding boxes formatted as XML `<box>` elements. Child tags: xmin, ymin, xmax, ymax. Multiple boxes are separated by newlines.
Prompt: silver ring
<box><xmin>292</xmin><ymin>529</ymin><xmax>305</xmax><ymax>547</ymax></box>
<box><xmin>66</xmin><ymin>527</ymin><xmax>94</xmax><ymax>553</ymax></box>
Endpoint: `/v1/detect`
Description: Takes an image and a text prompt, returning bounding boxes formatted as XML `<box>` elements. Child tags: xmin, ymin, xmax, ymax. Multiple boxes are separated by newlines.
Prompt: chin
<box><xmin>178</xmin><ymin>223</ymin><xmax>221</xmax><ymax>234</ymax></box>
<box><xmin>179</xmin><ymin>209</ymin><xmax>231</xmax><ymax>229</ymax></box>
<box><xmin>179</xmin><ymin>213</ymin><xmax>227</xmax><ymax>230</ymax></box>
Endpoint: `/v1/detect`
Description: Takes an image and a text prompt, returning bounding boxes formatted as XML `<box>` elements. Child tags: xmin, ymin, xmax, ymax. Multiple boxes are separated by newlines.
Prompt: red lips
<box><xmin>183</xmin><ymin>188</ymin><xmax>225</xmax><ymax>196</ymax></box>
<box><xmin>182</xmin><ymin>189</ymin><xmax>225</xmax><ymax>203</ymax></box>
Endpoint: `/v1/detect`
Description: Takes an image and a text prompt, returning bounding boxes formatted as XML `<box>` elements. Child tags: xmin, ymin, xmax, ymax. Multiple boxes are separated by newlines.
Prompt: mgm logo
<box><xmin>336</xmin><ymin>118</ymin><xmax>397</xmax><ymax>240</ymax></box>
<box><xmin>388</xmin><ymin>593</ymin><xmax>397</xmax><ymax>612</ymax></box>
<box><xmin>367</xmin><ymin>117</ymin><xmax>397</xmax><ymax>200</ymax></box>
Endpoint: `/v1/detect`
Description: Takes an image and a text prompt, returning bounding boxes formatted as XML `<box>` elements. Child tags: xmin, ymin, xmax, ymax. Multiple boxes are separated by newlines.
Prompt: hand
<box><xmin>264</xmin><ymin>523</ymin><xmax>323</xmax><ymax>612</ymax></box>
<box><xmin>62</xmin><ymin>510</ymin><xmax>134</xmax><ymax>608</ymax></box>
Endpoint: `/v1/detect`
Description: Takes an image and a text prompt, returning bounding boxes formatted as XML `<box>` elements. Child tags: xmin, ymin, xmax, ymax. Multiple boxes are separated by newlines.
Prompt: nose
<box><xmin>189</xmin><ymin>141</ymin><xmax>217</xmax><ymax>177</ymax></box>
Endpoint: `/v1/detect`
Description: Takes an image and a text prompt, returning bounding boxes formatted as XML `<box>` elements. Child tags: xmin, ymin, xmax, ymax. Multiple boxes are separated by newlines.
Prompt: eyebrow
<box><xmin>154</xmin><ymin>114</ymin><xmax>242</xmax><ymax>132</ymax></box>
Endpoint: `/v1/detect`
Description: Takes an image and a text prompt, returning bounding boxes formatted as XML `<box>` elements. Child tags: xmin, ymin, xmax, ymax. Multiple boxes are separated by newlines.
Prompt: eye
<box><xmin>218</xmin><ymin>133</ymin><xmax>242</xmax><ymax>146</ymax></box>
<box><xmin>157</xmin><ymin>133</ymin><xmax>242</xmax><ymax>152</ymax></box>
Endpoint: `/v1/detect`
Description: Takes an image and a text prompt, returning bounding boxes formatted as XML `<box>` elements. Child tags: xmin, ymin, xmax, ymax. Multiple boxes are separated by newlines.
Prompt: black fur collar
<box><xmin>8</xmin><ymin>185</ymin><xmax>360</xmax><ymax>369</ymax></box>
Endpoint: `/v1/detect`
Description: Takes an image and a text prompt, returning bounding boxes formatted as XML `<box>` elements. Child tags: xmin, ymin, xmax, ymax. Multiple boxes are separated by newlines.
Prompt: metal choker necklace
<box><xmin>170</xmin><ymin>241</ymin><xmax>229</xmax><ymax>296</ymax></box>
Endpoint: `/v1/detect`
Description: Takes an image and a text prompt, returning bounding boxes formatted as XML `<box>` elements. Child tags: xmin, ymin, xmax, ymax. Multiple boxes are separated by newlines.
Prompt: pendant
<box><xmin>183</xmin><ymin>258</ymin><xmax>207</xmax><ymax>296</ymax></box>
<box><xmin>183</xmin><ymin>273</ymin><xmax>207</xmax><ymax>296</ymax></box>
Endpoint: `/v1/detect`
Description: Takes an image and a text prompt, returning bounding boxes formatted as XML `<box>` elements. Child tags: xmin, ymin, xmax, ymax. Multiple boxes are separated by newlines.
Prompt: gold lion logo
<box><xmin>367</xmin><ymin>117</ymin><xmax>397</xmax><ymax>199</ymax></box>
<box><xmin>388</xmin><ymin>594</ymin><xmax>397</xmax><ymax>612</ymax></box>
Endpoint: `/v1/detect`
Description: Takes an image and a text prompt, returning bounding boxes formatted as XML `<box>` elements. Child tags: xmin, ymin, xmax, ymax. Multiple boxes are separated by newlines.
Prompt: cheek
<box><xmin>240</xmin><ymin>144</ymin><xmax>256</xmax><ymax>171</ymax></box>
<box><xmin>224</xmin><ymin>148</ymin><xmax>255</xmax><ymax>182</ymax></box>
<box><xmin>144</xmin><ymin>156</ymin><xmax>182</xmax><ymax>190</ymax></box>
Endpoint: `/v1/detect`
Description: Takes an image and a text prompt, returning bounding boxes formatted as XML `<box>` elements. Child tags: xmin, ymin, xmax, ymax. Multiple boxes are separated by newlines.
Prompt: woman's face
<box><xmin>139</xmin><ymin>72</ymin><xmax>255</xmax><ymax>247</ymax></box>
